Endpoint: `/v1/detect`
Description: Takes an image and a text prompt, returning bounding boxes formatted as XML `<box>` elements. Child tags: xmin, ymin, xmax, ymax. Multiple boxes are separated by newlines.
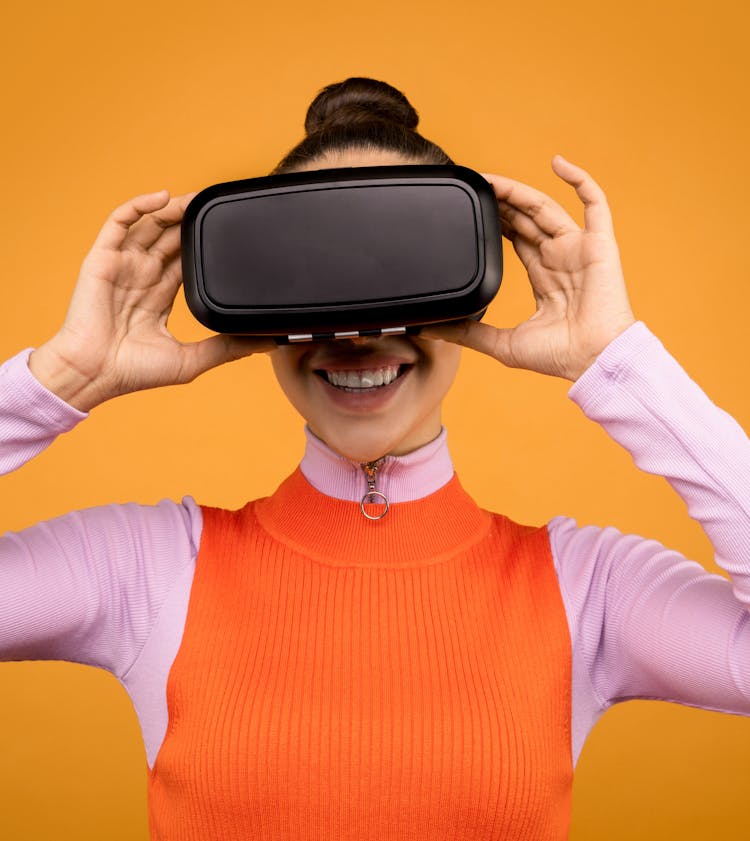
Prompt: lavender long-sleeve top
<box><xmin>1</xmin><ymin>322</ymin><xmax>749</xmax><ymax>770</ymax></box>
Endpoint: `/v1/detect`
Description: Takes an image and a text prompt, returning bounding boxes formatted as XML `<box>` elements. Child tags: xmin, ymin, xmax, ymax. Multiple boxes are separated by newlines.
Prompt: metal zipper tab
<box><xmin>360</xmin><ymin>459</ymin><xmax>390</xmax><ymax>520</ymax></box>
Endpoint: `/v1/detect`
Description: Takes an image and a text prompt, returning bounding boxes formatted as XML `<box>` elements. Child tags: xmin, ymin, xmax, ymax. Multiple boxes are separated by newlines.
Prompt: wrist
<box><xmin>28</xmin><ymin>342</ymin><xmax>113</xmax><ymax>412</ymax></box>
<box><xmin>565</xmin><ymin>317</ymin><xmax>638</xmax><ymax>382</ymax></box>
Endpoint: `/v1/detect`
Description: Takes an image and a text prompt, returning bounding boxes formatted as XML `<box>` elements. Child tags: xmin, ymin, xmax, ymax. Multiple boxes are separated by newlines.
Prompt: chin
<box><xmin>310</xmin><ymin>414</ymin><xmax>440</xmax><ymax>464</ymax></box>
<box><xmin>318</xmin><ymin>430</ymin><xmax>397</xmax><ymax>464</ymax></box>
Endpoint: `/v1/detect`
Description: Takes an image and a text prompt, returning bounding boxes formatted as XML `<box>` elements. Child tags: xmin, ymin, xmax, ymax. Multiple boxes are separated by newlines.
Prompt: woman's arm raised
<box><xmin>0</xmin><ymin>188</ymin><xmax>273</xmax><ymax>702</ymax></box>
<box><xmin>426</xmin><ymin>160</ymin><xmax>750</xmax><ymax>754</ymax></box>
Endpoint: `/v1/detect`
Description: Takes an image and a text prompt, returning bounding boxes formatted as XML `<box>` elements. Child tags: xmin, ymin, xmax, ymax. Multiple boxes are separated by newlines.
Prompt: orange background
<box><xmin>1</xmin><ymin>0</ymin><xmax>749</xmax><ymax>838</ymax></box>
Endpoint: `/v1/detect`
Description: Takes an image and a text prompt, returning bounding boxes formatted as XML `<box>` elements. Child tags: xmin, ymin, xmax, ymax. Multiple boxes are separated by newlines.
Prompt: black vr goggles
<box><xmin>181</xmin><ymin>164</ymin><xmax>503</xmax><ymax>343</ymax></box>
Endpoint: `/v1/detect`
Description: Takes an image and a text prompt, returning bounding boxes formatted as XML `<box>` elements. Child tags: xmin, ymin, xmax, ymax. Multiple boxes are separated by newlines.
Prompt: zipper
<box><xmin>359</xmin><ymin>458</ymin><xmax>390</xmax><ymax>520</ymax></box>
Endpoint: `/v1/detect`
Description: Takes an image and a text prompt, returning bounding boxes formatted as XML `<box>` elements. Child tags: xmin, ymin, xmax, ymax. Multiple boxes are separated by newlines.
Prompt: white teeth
<box><xmin>325</xmin><ymin>366</ymin><xmax>400</xmax><ymax>389</ymax></box>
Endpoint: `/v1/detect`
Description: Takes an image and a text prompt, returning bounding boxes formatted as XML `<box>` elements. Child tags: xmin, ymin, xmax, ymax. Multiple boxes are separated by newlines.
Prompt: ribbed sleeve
<box><xmin>0</xmin><ymin>348</ymin><xmax>87</xmax><ymax>474</ymax></box>
<box><xmin>550</xmin><ymin>320</ymin><xmax>750</xmax><ymax>761</ymax></box>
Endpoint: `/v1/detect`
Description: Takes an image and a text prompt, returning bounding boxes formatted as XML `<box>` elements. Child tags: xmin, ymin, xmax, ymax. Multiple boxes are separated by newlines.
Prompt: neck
<box><xmin>299</xmin><ymin>425</ymin><xmax>454</xmax><ymax>504</ymax></box>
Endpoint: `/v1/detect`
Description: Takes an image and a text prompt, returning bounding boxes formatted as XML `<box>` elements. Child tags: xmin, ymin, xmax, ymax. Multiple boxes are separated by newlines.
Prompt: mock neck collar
<box><xmin>254</xmin><ymin>466</ymin><xmax>489</xmax><ymax>567</ymax></box>
<box><xmin>299</xmin><ymin>425</ymin><xmax>455</xmax><ymax>504</ymax></box>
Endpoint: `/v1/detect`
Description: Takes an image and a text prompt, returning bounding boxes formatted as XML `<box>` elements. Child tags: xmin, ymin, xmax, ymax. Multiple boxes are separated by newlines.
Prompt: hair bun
<box><xmin>304</xmin><ymin>77</ymin><xmax>419</xmax><ymax>136</ymax></box>
<box><xmin>270</xmin><ymin>76</ymin><xmax>452</xmax><ymax>175</ymax></box>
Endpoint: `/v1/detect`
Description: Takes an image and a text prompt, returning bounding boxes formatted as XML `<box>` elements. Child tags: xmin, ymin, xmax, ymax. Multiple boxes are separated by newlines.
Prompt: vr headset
<box><xmin>181</xmin><ymin>164</ymin><xmax>502</xmax><ymax>343</ymax></box>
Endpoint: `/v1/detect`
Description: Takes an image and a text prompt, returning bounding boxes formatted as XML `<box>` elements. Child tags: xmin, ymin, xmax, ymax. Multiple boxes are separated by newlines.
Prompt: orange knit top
<box><xmin>147</xmin><ymin>468</ymin><xmax>573</xmax><ymax>840</ymax></box>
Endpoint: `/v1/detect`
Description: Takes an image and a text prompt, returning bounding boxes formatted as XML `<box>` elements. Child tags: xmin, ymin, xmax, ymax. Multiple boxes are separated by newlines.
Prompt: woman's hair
<box><xmin>269</xmin><ymin>77</ymin><xmax>455</xmax><ymax>175</ymax></box>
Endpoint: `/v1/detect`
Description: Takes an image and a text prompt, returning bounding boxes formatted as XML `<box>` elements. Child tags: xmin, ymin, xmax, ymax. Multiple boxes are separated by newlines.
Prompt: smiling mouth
<box><xmin>315</xmin><ymin>364</ymin><xmax>411</xmax><ymax>391</ymax></box>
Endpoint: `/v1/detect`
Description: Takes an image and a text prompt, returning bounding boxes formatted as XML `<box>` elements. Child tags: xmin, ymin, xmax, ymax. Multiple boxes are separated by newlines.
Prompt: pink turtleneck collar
<box><xmin>299</xmin><ymin>425</ymin><xmax>455</xmax><ymax>504</ymax></box>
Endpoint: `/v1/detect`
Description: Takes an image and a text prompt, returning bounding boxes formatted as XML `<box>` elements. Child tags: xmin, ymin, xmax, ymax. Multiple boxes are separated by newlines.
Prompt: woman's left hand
<box><xmin>422</xmin><ymin>156</ymin><xmax>636</xmax><ymax>381</ymax></box>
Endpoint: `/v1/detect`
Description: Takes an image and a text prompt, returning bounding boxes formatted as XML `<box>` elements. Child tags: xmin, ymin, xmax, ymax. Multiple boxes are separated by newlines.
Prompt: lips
<box><xmin>298</xmin><ymin>339</ymin><xmax>419</xmax><ymax>411</ymax></box>
<box><xmin>314</xmin><ymin>363</ymin><xmax>411</xmax><ymax>409</ymax></box>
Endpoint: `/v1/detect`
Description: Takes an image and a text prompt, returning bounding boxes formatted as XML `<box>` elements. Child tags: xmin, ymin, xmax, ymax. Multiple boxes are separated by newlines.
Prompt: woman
<box><xmin>1</xmin><ymin>77</ymin><xmax>748</xmax><ymax>840</ymax></box>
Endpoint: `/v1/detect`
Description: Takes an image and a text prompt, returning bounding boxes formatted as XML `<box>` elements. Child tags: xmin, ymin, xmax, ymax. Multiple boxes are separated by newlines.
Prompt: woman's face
<box><xmin>268</xmin><ymin>148</ymin><xmax>462</xmax><ymax>464</ymax></box>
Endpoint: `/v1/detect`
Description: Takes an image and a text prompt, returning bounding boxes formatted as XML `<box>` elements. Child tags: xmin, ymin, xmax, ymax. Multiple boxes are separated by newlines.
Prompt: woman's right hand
<box><xmin>28</xmin><ymin>190</ymin><xmax>274</xmax><ymax>412</ymax></box>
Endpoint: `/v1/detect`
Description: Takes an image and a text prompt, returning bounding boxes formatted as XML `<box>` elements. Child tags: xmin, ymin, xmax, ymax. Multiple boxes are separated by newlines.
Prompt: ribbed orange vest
<box><xmin>148</xmin><ymin>469</ymin><xmax>573</xmax><ymax>840</ymax></box>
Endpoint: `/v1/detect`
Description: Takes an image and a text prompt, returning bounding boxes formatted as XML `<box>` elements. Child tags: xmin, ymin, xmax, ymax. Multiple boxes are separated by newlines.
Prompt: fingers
<box><xmin>92</xmin><ymin>190</ymin><xmax>171</xmax><ymax>252</ymax></box>
<box><xmin>497</xmin><ymin>199</ymin><xmax>547</xmax><ymax>245</ymax></box>
<box><xmin>161</xmin><ymin>249</ymin><xmax>185</xmax><ymax>293</ymax></box>
<box><xmin>550</xmin><ymin>156</ymin><xmax>614</xmax><ymax>235</ymax></box>
<box><xmin>148</xmin><ymin>222</ymin><xmax>182</xmax><ymax>264</ymax></box>
<box><xmin>124</xmin><ymin>191</ymin><xmax>197</xmax><ymax>252</ymax></box>
<box><xmin>481</xmin><ymin>158</ymin><xmax>614</xmax><ymax>237</ymax></box>
<box><xmin>480</xmin><ymin>172</ymin><xmax>578</xmax><ymax>238</ymax></box>
<box><xmin>91</xmin><ymin>190</ymin><xmax>196</xmax><ymax>260</ymax></box>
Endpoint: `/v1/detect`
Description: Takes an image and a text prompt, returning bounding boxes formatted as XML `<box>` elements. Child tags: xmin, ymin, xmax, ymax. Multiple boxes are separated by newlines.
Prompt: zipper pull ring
<box><xmin>360</xmin><ymin>460</ymin><xmax>390</xmax><ymax>520</ymax></box>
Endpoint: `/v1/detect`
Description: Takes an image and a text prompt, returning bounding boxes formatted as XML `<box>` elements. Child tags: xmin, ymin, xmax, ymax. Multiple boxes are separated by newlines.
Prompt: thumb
<box><xmin>421</xmin><ymin>319</ymin><xmax>517</xmax><ymax>366</ymax></box>
<box><xmin>177</xmin><ymin>334</ymin><xmax>277</xmax><ymax>383</ymax></box>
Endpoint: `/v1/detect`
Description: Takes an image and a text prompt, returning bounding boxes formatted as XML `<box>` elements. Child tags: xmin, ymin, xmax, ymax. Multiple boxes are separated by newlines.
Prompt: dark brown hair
<box><xmin>269</xmin><ymin>77</ymin><xmax>455</xmax><ymax>175</ymax></box>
